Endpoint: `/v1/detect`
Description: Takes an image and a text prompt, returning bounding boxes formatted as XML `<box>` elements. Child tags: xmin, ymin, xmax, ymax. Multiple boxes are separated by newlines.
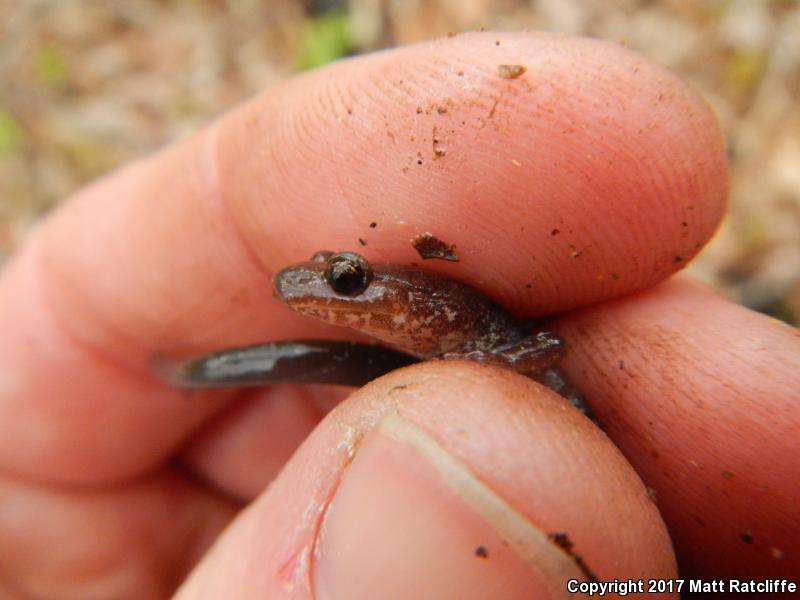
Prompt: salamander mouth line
<box><xmin>286</xmin><ymin>299</ymin><xmax>394</xmax><ymax>318</ymax></box>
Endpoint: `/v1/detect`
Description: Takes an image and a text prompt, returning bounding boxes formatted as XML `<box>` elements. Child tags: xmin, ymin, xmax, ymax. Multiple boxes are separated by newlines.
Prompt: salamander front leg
<box><xmin>443</xmin><ymin>332</ymin><xmax>593</xmax><ymax>415</ymax></box>
<box><xmin>443</xmin><ymin>332</ymin><xmax>565</xmax><ymax>374</ymax></box>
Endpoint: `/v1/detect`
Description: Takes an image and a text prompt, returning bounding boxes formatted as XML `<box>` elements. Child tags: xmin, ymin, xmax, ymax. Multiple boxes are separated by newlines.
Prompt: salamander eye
<box><xmin>325</xmin><ymin>252</ymin><xmax>372</xmax><ymax>296</ymax></box>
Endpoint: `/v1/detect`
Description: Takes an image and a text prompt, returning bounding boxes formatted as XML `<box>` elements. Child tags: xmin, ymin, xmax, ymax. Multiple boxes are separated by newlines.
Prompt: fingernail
<box><xmin>312</xmin><ymin>412</ymin><xmax>584</xmax><ymax>599</ymax></box>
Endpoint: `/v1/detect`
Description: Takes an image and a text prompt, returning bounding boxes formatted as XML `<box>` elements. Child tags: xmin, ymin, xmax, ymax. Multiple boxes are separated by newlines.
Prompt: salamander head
<box><xmin>273</xmin><ymin>251</ymin><xmax>480</xmax><ymax>356</ymax></box>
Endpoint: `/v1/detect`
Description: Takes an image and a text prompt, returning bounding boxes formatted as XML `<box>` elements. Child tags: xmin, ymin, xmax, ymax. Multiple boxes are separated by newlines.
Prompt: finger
<box><xmin>553</xmin><ymin>276</ymin><xmax>800</xmax><ymax>580</ymax></box>
<box><xmin>181</xmin><ymin>384</ymin><xmax>350</xmax><ymax>501</ymax></box>
<box><xmin>0</xmin><ymin>257</ymin><xmax>233</xmax><ymax>484</ymax></box>
<box><xmin>176</xmin><ymin>361</ymin><xmax>676</xmax><ymax>599</ymax></box>
<box><xmin>0</xmin><ymin>471</ymin><xmax>236</xmax><ymax>598</ymax></box>
<box><xmin>0</xmin><ymin>31</ymin><xmax>727</xmax><ymax>484</ymax></box>
<box><xmin>38</xmin><ymin>31</ymin><xmax>728</xmax><ymax>360</ymax></box>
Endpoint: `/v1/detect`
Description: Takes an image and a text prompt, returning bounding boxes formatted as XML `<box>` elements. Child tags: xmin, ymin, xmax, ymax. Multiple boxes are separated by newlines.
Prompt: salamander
<box><xmin>167</xmin><ymin>251</ymin><xmax>568</xmax><ymax>390</ymax></box>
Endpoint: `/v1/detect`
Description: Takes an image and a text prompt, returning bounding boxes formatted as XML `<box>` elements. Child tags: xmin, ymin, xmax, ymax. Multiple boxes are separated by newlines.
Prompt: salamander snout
<box><xmin>272</xmin><ymin>265</ymin><xmax>322</xmax><ymax>302</ymax></box>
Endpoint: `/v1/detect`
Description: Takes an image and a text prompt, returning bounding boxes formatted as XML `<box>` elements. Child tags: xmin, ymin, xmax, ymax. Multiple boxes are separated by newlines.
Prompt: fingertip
<box><xmin>220</xmin><ymin>31</ymin><xmax>728</xmax><ymax>313</ymax></box>
<box><xmin>312</xmin><ymin>413</ymin><xmax>571</xmax><ymax>599</ymax></box>
<box><xmin>178</xmin><ymin>362</ymin><xmax>676</xmax><ymax>597</ymax></box>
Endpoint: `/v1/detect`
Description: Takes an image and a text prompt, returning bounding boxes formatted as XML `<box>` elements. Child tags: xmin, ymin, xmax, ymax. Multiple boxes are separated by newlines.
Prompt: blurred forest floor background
<box><xmin>1</xmin><ymin>0</ymin><xmax>798</xmax><ymax>323</ymax></box>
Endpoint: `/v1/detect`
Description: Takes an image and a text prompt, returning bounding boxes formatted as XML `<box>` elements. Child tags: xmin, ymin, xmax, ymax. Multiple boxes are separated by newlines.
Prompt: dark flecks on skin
<box><xmin>741</xmin><ymin>532</ymin><xmax>754</xmax><ymax>544</ymax></box>
<box><xmin>694</xmin><ymin>515</ymin><xmax>706</xmax><ymax>527</ymax></box>
<box><xmin>432</xmin><ymin>125</ymin><xmax>446</xmax><ymax>159</ymax></box>
<box><xmin>411</xmin><ymin>232</ymin><xmax>459</xmax><ymax>262</ymax></box>
<box><xmin>474</xmin><ymin>546</ymin><xmax>489</xmax><ymax>559</ymax></box>
<box><xmin>548</xmin><ymin>532</ymin><xmax>598</xmax><ymax>583</ymax></box>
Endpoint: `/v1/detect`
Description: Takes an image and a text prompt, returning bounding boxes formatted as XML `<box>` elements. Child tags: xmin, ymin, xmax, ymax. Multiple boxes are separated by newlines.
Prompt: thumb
<box><xmin>176</xmin><ymin>361</ymin><xmax>675</xmax><ymax>599</ymax></box>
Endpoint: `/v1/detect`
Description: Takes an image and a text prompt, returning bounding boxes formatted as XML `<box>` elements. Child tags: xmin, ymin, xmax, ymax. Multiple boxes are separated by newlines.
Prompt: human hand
<box><xmin>0</xmin><ymin>32</ymin><xmax>796</xmax><ymax>599</ymax></box>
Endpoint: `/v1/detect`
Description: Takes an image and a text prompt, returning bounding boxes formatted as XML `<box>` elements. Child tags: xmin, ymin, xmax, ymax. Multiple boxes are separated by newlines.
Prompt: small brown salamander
<box><xmin>168</xmin><ymin>251</ymin><xmax>571</xmax><ymax>394</ymax></box>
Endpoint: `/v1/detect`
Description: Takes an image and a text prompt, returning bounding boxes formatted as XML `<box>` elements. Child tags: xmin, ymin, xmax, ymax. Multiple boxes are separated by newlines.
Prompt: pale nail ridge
<box><xmin>378</xmin><ymin>411</ymin><xmax>588</xmax><ymax>599</ymax></box>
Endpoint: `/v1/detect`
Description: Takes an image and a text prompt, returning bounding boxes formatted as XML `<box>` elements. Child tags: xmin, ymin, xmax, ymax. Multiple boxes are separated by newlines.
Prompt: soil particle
<box><xmin>548</xmin><ymin>532</ymin><xmax>597</xmax><ymax>582</ymax></box>
<box><xmin>498</xmin><ymin>64</ymin><xmax>526</xmax><ymax>79</ymax></box>
<box><xmin>411</xmin><ymin>232</ymin><xmax>459</xmax><ymax>262</ymax></box>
